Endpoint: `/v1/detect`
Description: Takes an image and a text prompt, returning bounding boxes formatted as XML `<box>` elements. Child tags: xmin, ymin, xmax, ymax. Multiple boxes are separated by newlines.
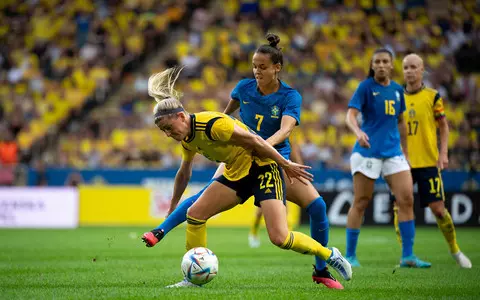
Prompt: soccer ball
<box><xmin>181</xmin><ymin>247</ymin><xmax>218</xmax><ymax>285</ymax></box>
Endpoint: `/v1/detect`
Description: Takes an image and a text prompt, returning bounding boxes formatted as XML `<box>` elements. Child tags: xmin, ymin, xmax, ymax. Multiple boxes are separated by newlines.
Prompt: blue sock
<box><xmin>398</xmin><ymin>220</ymin><xmax>415</xmax><ymax>258</ymax></box>
<box><xmin>154</xmin><ymin>179</ymin><xmax>214</xmax><ymax>234</ymax></box>
<box><xmin>306</xmin><ymin>197</ymin><xmax>329</xmax><ymax>270</ymax></box>
<box><xmin>346</xmin><ymin>228</ymin><xmax>360</xmax><ymax>258</ymax></box>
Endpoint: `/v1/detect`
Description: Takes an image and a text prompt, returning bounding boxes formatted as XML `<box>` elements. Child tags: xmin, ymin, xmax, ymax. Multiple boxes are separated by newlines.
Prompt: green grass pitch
<box><xmin>1</xmin><ymin>226</ymin><xmax>479</xmax><ymax>299</ymax></box>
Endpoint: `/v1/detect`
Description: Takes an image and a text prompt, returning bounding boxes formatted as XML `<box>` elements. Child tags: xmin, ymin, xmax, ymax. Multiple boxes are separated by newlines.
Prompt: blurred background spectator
<box><xmin>0</xmin><ymin>0</ymin><xmax>478</xmax><ymax>185</ymax></box>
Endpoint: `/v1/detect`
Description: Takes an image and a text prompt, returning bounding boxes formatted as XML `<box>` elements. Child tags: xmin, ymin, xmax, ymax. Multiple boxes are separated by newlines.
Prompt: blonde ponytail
<box><xmin>148</xmin><ymin>67</ymin><xmax>184</xmax><ymax>102</ymax></box>
<box><xmin>149</xmin><ymin>67</ymin><xmax>185</xmax><ymax>121</ymax></box>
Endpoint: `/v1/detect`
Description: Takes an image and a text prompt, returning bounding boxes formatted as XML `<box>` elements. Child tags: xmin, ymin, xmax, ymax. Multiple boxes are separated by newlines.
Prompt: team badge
<box><xmin>408</xmin><ymin>108</ymin><xmax>416</xmax><ymax>119</ymax></box>
<box><xmin>271</xmin><ymin>105</ymin><xmax>280</xmax><ymax>118</ymax></box>
<box><xmin>395</xmin><ymin>91</ymin><xmax>400</xmax><ymax>102</ymax></box>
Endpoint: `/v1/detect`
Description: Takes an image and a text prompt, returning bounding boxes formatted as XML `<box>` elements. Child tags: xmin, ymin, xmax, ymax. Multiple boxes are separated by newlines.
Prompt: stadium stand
<box><xmin>0</xmin><ymin>0</ymin><xmax>204</xmax><ymax>182</ymax></box>
<box><xmin>1</xmin><ymin>0</ymin><xmax>478</xmax><ymax>180</ymax></box>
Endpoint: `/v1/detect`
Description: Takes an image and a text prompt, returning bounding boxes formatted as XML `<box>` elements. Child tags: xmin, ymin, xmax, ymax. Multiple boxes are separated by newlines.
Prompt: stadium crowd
<box><xmin>1</xmin><ymin>0</ymin><xmax>479</xmax><ymax>180</ymax></box>
<box><xmin>0</xmin><ymin>0</ymin><xmax>201</xmax><ymax>184</ymax></box>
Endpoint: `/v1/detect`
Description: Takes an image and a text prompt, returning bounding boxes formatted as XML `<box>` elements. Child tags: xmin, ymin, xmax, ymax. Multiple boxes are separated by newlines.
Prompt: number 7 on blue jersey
<box><xmin>255</xmin><ymin>114</ymin><xmax>264</xmax><ymax>131</ymax></box>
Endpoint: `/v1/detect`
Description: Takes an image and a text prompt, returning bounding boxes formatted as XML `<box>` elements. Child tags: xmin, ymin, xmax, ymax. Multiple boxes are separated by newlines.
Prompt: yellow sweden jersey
<box><xmin>404</xmin><ymin>86</ymin><xmax>446</xmax><ymax>168</ymax></box>
<box><xmin>181</xmin><ymin>111</ymin><xmax>273</xmax><ymax>181</ymax></box>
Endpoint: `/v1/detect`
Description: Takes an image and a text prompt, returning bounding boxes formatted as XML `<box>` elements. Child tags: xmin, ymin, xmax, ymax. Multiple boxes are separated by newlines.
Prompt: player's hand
<box><xmin>282</xmin><ymin>160</ymin><xmax>314</xmax><ymax>185</ymax></box>
<box><xmin>356</xmin><ymin>131</ymin><xmax>371</xmax><ymax>148</ymax></box>
<box><xmin>438</xmin><ymin>152</ymin><xmax>449</xmax><ymax>170</ymax></box>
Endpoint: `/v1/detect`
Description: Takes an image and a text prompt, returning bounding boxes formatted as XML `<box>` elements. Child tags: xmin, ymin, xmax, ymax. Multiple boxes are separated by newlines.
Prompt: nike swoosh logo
<box><xmin>373</xmin><ymin>92</ymin><xmax>380</xmax><ymax>96</ymax></box>
<box><xmin>242</xmin><ymin>101</ymin><xmax>250</xmax><ymax>104</ymax></box>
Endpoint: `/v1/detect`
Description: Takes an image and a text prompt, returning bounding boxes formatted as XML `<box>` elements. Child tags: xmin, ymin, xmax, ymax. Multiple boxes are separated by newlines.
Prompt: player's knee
<box><xmin>186</xmin><ymin>206</ymin><xmax>201</xmax><ymax>220</ymax></box>
<box><xmin>396</xmin><ymin>194</ymin><xmax>413</xmax><ymax>209</ymax></box>
<box><xmin>433</xmin><ymin>210</ymin><xmax>445</xmax><ymax>219</ymax></box>
<box><xmin>352</xmin><ymin>196</ymin><xmax>370</xmax><ymax>212</ymax></box>
<box><xmin>430</xmin><ymin>204</ymin><xmax>445</xmax><ymax>218</ymax></box>
<box><xmin>268</xmin><ymin>231</ymin><xmax>288</xmax><ymax>247</ymax></box>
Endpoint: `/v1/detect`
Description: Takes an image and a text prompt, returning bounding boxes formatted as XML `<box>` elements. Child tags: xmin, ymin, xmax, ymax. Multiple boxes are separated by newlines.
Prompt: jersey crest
<box><xmin>271</xmin><ymin>105</ymin><xmax>280</xmax><ymax>119</ymax></box>
<box><xmin>408</xmin><ymin>108</ymin><xmax>416</xmax><ymax>118</ymax></box>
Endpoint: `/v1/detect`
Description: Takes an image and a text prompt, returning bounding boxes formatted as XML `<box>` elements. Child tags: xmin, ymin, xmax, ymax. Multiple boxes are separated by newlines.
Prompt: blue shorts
<box><xmin>215</xmin><ymin>161</ymin><xmax>286</xmax><ymax>207</ymax></box>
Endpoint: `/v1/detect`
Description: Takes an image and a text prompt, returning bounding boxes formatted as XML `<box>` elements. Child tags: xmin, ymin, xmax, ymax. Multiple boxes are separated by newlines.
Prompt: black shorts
<box><xmin>391</xmin><ymin>167</ymin><xmax>445</xmax><ymax>207</ymax></box>
<box><xmin>412</xmin><ymin>167</ymin><xmax>445</xmax><ymax>207</ymax></box>
<box><xmin>215</xmin><ymin>161</ymin><xmax>286</xmax><ymax>207</ymax></box>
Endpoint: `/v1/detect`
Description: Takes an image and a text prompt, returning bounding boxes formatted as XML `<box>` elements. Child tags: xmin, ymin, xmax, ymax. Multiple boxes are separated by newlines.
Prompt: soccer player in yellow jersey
<box><xmin>393</xmin><ymin>53</ymin><xmax>472</xmax><ymax>268</ymax></box>
<box><xmin>147</xmin><ymin>67</ymin><xmax>352</xmax><ymax>287</ymax></box>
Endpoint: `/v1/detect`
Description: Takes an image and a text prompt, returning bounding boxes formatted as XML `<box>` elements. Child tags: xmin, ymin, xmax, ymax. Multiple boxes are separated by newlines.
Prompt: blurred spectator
<box><xmin>0</xmin><ymin>129</ymin><xmax>18</xmax><ymax>166</ymax></box>
<box><xmin>0</xmin><ymin>0</ymin><xmax>191</xmax><ymax>167</ymax></box>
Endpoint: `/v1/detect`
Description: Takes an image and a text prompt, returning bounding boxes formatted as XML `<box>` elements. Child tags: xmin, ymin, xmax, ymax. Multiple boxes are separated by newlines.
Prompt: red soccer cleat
<box><xmin>312</xmin><ymin>266</ymin><xmax>344</xmax><ymax>290</ymax></box>
<box><xmin>141</xmin><ymin>229</ymin><xmax>164</xmax><ymax>247</ymax></box>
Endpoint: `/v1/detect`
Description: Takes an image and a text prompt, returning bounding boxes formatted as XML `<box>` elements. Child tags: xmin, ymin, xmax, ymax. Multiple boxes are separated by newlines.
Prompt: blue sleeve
<box><xmin>348</xmin><ymin>81</ymin><xmax>366</xmax><ymax>111</ymax></box>
<box><xmin>230</xmin><ymin>79</ymin><xmax>247</xmax><ymax>101</ymax></box>
<box><xmin>283</xmin><ymin>91</ymin><xmax>302</xmax><ymax>125</ymax></box>
<box><xmin>399</xmin><ymin>88</ymin><xmax>406</xmax><ymax>114</ymax></box>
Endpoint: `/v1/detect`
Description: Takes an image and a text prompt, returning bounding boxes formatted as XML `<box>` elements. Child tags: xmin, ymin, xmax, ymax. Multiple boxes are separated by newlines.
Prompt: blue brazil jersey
<box><xmin>348</xmin><ymin>77</ymin><xmax>406</xmax><ymax>158</ymax></box>
<box><xmin>231</xmin><ymin>79</ymin><xmax>302</xmax><ymax>159</ymax></box>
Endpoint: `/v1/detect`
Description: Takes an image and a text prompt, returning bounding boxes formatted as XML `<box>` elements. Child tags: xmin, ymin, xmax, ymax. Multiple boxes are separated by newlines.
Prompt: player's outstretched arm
<box><xmin>265</xmin><ymin>115</ymin><xmax>296</xmax><ymax>147</ymax></box>
<box><xmin>346</xmin><ymin>108</ymin><xmax>370</xmax><ymax>148</ymax></box>
<box><xmin>168</xmin><ymin>159</ymin><xmax>194</xmax><ymax>215</ymax></box>
<box><xmin>229</xmin><ymin>124</ymin><xmax>313</xmax><ymax>184</ymax></box>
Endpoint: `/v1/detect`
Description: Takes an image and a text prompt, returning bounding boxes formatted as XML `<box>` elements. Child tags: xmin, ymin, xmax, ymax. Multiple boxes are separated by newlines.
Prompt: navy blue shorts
<box><xmin>215</xmin><ymin>161</ymin><xmax>286</xmax><ymax>207</ymax></box>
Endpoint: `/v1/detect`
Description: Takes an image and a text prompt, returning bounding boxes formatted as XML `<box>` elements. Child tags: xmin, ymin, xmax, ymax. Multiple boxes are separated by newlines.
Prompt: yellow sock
<box><xmin>280</xmin><ymin>231</ymin><xmax>332</xmax><ymax>260</ymax></box>
<box><xmin>186</xmin><ymin>215</ymin><xmax>207</xmax><ymax>250</ymax></box>
<box><xmin>393</xmin><ymin>206</ymin><xmax>402</xmax><ymax>245</ymax></box>
<box><xmin>287</xmin><ymin>218</ymin><xmax>294</xmax><ymax>231</ymax></box>
<box><xmin>250</xmin><ymin>214</ymin><xmax>261</xmax><ymax>236</ymax></box>
<box><xmin>436</xmin><ymin>209</ymin><xmax>460</xmax><ymax>254</ymax></box>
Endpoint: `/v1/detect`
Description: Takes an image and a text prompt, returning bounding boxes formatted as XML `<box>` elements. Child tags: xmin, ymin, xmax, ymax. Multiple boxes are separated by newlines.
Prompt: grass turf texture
<box><xmin>1</xmin><ymin>226</ymin><xmax>479</xmax><ymax>300</ymax></box>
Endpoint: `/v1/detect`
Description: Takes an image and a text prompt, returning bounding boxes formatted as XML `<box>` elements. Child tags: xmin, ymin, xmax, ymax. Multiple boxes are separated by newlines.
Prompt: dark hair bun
<box><xmin>266</xmin><ymin>33</ymin><xmax>280</xmax><ymax>49</ymax></box>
